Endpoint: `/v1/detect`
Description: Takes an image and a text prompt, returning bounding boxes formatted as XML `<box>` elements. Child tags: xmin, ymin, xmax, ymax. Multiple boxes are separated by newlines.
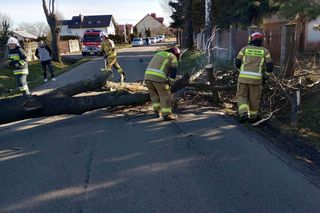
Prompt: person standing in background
<box><xmin>35</xmin><ymin>40</ymin><xmax>56</xmax><ymax>82</ymax></box>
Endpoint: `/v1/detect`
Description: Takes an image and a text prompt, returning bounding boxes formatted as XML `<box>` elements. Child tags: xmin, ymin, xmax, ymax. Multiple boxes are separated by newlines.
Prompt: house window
<box><xmin>75</xmin><ymin>21</ymin><xmax>79</xmax><ymax>24</ymax></box>
<box><xmin>67</xmin><ymin>29</ymin><xmax>71</xmax><ymax>33</ymax></box>
<box><xmin>97</xmin><ymin>21</ymin><xmax>101</xmax><ymax>24</ymax></box>
<box><xmin>88</xmin><ymin>21</ymin><xmax>92</xmax><ymax>24</ymax></box>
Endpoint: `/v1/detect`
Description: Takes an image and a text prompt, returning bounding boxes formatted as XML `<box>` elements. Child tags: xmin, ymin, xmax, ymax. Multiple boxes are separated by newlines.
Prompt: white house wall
<box><xmin>108</xmin><ymin>21</ymin><xmax>116</xmax><ymax>35</ymax></box>
<box><xmin>306</xmin><ymin>17</ymin><xmax>320</xmax><ymax>42</ymax></box>
<box><xmin>60</xmin><ymin>25</ymin><xmax>72</xmax><ymax>36</ymax></box>
<box><xmin>60</xmin><ymin>25</ymin><xmax>116</xmax><ymax>38</ymax></box>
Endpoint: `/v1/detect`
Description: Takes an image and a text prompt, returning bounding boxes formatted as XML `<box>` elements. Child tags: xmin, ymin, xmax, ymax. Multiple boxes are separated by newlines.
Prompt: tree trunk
<box><xmin>0</xmin><ymin>73</ymin><xmax>192</xmax><ymax>125</ymax></box>
<box><xmin>204</xmin><ymin>0</ymin><xmax>213</xmax><ymax>54</ymax></box>
<box><xmin>42</xmin><ymin>0</ymin><xmax>61</xmax><ymax>62</ymax></box>
<box><xmin>0</xmin><ymin>71</ymin><xmax>152</xmax><ymax>124</ymax></box>
<box><xmin>0</xmin><ymin>91</ymin><xmax>150</xmax><ymax>125</ymax></box>
<box><xmin>183</xmin><ymin>0</ymin><xmax>194</xmax><ymax>48</ymax></box>
<box><xmin>0</xmin><ymin>70</ymin><xmax>235</xmax><ymax>125</ymax></box>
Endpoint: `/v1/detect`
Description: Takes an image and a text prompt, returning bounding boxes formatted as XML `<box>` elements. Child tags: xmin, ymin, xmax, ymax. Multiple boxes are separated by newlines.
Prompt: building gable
<box><xmin>135</xmin><ymin>14</ymin><xmax>164</xmax><ymax>31</ymax></box>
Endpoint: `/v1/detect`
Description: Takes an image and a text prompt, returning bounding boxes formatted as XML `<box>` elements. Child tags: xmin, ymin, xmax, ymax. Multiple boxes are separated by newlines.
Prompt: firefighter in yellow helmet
<box><xmin>235</xmin><ymin>32</ymin><xmax>273</xmax><ymax>123</ymax></box>
<box><xmin>144</xmin><ymin>47</ymin><xmax>180</xmax><ymax>121</ymax></box>
<box><xmin>100</xmin><ymin>32</ymin><xmax>126</xmax><ymax>82</ymax></box>
<box><xmin>7</xmin><ymin>37</ymin><xmax>30</xmax><ymax>95</ymax></box>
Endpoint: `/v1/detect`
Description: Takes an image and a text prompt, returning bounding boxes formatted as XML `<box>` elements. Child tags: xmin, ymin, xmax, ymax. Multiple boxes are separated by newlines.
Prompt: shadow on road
<box><xmin>1</xmin><ymin>107</ymin><xmax>320</xmax><ymax>212</ymax></box>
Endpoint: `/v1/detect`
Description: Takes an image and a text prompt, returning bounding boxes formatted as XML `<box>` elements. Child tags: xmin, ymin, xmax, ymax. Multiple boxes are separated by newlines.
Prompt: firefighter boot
<box><xmin>238</xmin><ymin>112</ymin><xmax>249</xmax><ymax>123</ymax></box>
<box><xmin>120</xmin><ymin>72</ymin><xmax>126</xmax><ymax>83</ymax></box>
<box><xmin>151</xmin><ymin>111</ymin><xmax>162</xmax><ymax>119</ymax></box>
<box><xmin>163</xmin><ymin>113</ymin><xmax>177</xmax><ymax>121</ymax></box>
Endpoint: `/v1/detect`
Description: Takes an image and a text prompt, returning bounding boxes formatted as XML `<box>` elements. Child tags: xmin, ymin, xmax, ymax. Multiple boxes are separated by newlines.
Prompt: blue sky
<box><xmin>1</xmin><ymin>0</ymin><xmax>172</xmax><ymax>26</ymax></box>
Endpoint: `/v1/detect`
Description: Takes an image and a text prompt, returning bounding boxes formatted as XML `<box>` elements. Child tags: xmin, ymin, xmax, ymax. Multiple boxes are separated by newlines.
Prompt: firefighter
<box><xmin>144</xmin><ymin>47</ymin><xmax>180</xmax><ymax>121</ymax></box>
<box><xmin>7</xmin><ymin>37</ymin><xmax>30</xmax><ymax>95</ymax></box>
<box><xmin>100</xmin><ymin>32</ymin><xmax>126</xmax><ymax>82</ymax></box>
<box><xmin>235</xmin><ymin>32</ymin><xmax>273</xmax><ymax>123</ymax></box>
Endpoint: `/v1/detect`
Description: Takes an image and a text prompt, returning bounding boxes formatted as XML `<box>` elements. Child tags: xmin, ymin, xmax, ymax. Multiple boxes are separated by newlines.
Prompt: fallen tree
<box><xmin>0</xmin><ymin>72</ymin><xmax>150</xmax><ymax>124</ymax></box>
<box><xmin>0</xmin><ymin>69</ymin><xmax>238</xmax><ymax>125</ymax></box>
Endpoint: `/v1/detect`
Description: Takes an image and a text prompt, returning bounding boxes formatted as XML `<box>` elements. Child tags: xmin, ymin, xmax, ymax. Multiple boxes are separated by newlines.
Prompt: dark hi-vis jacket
<box><xmin>101</xmin><ymin>39</ymin><xmax>116</xmax><ymax>57</ymax></box>
<box><xmin>8</xmin><ymin>47</ymin><xmax>28</xmax><ymax>75</ymax></box>
<box><xmin>236</xmin><ymin>45</ymin><xmax>272</xmax><ymax>85</ymax></box>
<box><xmin>144</xmin><ymin>51</ymin><xmax>178</xmax><ymax>83</ymax></box>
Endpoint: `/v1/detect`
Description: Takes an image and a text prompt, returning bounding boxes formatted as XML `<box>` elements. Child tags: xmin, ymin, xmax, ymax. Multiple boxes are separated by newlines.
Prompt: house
<box><xmin>60</xmin><ymin>14</ymin><xmax>117</xmax><ymax>38</ymax></box>
<box><xmin>117</xmin><ymin>25</ymin><xmax>126</xmax><ymax>35</ymax></box>
<box><xmin>134</xmin><ymin>13</ymin><xmax>165</xmax><ymax>37</ymax></box>
<box><xmin>126</xmin><ymin>24</ymin><xmax>133</xmax><ymax>34</ymax></box>
<box><xmin>117</xmin><ymin>24</ymin><xmax>134</xmax><ymax>35</ymax></box>
<box><xmin>263</xmin><ymin>15</ymin><xmax>320</xmax><ymax>52</ymax></box>
<box><xmin>12</xmin><ymin>31</ymin><xmax>37</xmax><ymax>42</ymax></box>
<box><xmin>11</xmin><ymin>31</ymin><xmax>38</xmax><ymax>61</ymax></box>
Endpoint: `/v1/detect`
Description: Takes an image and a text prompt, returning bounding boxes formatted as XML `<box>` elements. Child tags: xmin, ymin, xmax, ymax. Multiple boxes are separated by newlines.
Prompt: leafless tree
<box><xmin>17</xmin><ymin>22</ymin><xmax>50</xmax><ymax>37</ymax></box>
<box><xmin>42</xmin><ymin>0</ymin><xmax>61</xmax><ymax>62</ymax></box>
<box><xmin>0</xmin><ymin>13</ymin><xmax>13</xmax><ymax>42</ymax></box>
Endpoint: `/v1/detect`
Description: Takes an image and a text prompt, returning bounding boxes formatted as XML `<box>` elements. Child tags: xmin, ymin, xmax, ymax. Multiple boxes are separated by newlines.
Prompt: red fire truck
<box><xmin>81</xmin><ymin>29</ymin><xmax>103</xmax><ymax>56</ymax></box>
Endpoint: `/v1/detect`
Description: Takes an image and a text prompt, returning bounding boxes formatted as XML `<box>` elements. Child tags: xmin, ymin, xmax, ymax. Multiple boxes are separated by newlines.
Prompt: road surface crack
<box><xmin>80</xmin><ymin>140</ymin><xmax>96</xmax><ymax>213</ymax></box>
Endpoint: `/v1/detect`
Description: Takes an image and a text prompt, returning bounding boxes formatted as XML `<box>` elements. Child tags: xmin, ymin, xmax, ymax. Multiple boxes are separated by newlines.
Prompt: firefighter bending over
<box><xmin>144</xmin><ymin>47</ymin><xmax>180</xmax><ymax>121</ymax></box>
<box><xmin>235</xmin><ymin>32</ymin><xmax>273</xmax><ymax>123</ymax></box>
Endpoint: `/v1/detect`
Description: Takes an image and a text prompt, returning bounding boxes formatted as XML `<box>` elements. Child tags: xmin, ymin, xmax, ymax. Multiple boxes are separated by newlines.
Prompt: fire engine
<box><xmin>81</xmin><ymin>29</ymin><xmax>103</xmax><ymax>56</ymax></box>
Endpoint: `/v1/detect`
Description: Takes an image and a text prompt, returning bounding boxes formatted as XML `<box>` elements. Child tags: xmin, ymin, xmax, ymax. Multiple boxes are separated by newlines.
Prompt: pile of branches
<box><xmin>172</xmin><ymin>65</ymin><xmax>238</xmax><ymax>110</ymax></box>
<box><xmin>260</xmin><ymin>55</ymin><xmax>320</xmax><ymax>126</ymax></box>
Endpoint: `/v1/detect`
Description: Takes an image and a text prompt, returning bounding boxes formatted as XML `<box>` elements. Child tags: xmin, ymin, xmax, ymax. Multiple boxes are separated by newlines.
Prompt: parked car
<box><xmin>149</xmin><ymin>37</ymin><xmax>157</xmax><ymax>44</ymax></box>
<box><xmin>143</xmin><ymin>38</ymin><xmax>151</xmax><ymax>46</ymax></box>
<box><xmin>155</xmin><ymin>36</ymin><xmax>161</xmax><ymax>43</ymax></box>
<box><xmin>158</xmin><ymin>35</ymin><xmax>165</xmax><ymax>42</ymax></box>
<box><xmin>131</xmin><ymin>38</ymin><xmax>143</xmax><ymax>47</ymax></box>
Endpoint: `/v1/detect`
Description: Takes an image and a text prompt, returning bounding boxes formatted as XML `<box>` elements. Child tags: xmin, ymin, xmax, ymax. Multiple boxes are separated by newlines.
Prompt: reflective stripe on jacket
<box><xmin>144</xmin><ymin>51</ymin><xmax>178</xmax><ymax>82</ymax></box>
<box><xmin>236</xmin><ymin>45</ymin><xmax>272</xmax><ymax>85</ymax></box>
<box><xmin>8</xmin><ymin>47</ymin><xmax>29</xmax><ymax>75</ymax></box>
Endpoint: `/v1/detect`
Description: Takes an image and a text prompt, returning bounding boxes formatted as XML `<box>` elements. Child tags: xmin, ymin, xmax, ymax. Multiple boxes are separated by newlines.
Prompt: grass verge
<box><xmin>0</xmin><ymin>57</ymin><xmax>91</xmax><ymax>98</ymax></box>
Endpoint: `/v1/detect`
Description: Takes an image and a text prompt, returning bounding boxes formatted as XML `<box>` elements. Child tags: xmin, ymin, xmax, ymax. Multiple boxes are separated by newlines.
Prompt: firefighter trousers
<box><xmin>145</xmin><ymin>80</ymin><xmax>172</xmax><ymax>117</ymax></box>
<box><xmin>236</xmin><ymin>83</ymin><xmax>262</xmax><ymax>119</ymax></box>
<box><xmin>15</xmin><ymin>74</ymin><xmax>30</xmax><ymax>95</ymax></box>
<box><xmin>105</xmin><ymin>55</ymin><xmax>124</xmax><ymax>74</ymax></box>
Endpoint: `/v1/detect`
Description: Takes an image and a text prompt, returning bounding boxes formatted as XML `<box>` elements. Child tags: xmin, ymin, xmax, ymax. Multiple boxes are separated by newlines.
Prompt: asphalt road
<box><xmin>1</xmin><ymin>45</ymin><xmax>320</xmax><ymax>213</ymax></box>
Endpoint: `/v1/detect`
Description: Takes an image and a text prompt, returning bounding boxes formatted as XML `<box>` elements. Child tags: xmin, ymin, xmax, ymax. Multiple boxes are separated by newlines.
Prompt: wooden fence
<box><xmin>59</xmin><ymin>39</ymin><xmax>80</xmax><ymax>54</ymax></box>
<box><xmin>264</xmin><ymin>27</ymin><xmax>282</xmax><ymax>65</ymax></box>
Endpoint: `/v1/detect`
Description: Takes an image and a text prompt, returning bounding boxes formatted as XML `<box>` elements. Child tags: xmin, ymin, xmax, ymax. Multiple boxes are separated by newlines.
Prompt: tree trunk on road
<box><xmin>0</xmin><ymin>71</ymin><xmax>235</xmax><ymax>125</ymax></box>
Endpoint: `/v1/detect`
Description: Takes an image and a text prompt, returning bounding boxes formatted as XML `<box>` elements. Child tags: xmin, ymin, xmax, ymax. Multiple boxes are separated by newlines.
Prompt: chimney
<box><xmin>156</xmin><ymin>17</ymin><xmax>164</xmax><ymax>24</ymax></box>
<box><xmin>150</xmin><ymin>13</ymin><xmax>156</xmax><ymax>18</ymax></box>
<box><xmin>79</xmin><ymin>14</ymin><xmax>84</xmax><ymax>22</ymax></box>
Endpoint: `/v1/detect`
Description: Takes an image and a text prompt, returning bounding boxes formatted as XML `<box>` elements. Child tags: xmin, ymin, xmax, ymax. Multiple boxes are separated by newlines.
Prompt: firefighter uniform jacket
<box><xmin>101</xmin><ymin>39</ymin><xmax>116</xmax><ymax>57</ymax></box>
<box><xmin>236</xmin><ymin>45</ymin><xmax>272</xmax><ymax>85</ymax></box>
<box><xmin>8</xmin><ymin>47</ymin><xmax>28</xmax><ymax>75</ymax></box>
<box><xmin>144</xmin><ymin>51</ymin><xmax>178</xmax><ymax>83</ymax></box>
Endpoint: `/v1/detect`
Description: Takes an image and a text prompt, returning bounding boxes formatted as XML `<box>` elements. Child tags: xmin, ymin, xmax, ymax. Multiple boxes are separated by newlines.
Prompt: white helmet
<box><xmin>7</xmin><ymin>37</ymin><xmax>20</xmax><ymax>46</ymax></box>
<box><xmin>100</xmin><ymin>31</ymin><xmax>108</xmax><ymax>38</ymax></box>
